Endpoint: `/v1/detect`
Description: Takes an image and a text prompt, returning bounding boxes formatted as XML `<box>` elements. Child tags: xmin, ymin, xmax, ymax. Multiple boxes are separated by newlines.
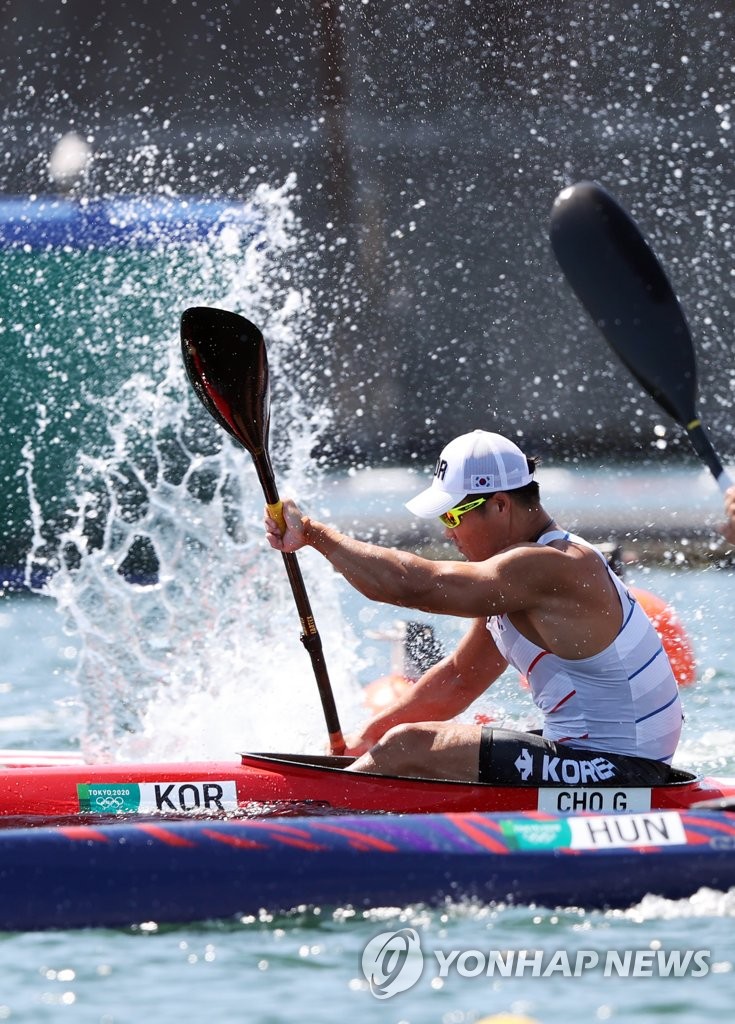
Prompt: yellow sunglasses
<box><xmin>439</xmin><ymin>497</ymin><xmax>488</xmax><ymax>529</ymax></box>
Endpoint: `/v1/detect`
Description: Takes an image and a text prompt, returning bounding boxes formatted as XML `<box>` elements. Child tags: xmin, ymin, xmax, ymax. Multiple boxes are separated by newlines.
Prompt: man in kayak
<box><xmin>265</xmin><ymin>429</ymin><xmax>683</xmax><ymax>786</ymax></box>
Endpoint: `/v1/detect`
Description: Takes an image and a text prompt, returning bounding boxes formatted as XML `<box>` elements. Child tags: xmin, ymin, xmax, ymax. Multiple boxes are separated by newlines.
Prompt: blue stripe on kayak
<box><xmin>635</xmin><ymin>691</ymin><xmax>680</xmax><ymax>725</ymax></box>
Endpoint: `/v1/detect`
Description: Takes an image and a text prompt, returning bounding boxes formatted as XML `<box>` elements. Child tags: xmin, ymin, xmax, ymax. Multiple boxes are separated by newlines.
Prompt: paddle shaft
<box><xmin>686</xmin><ymin>421</ymin><xmax>732</xmax><ymax>494</ymax></box>
<box><xmin>252</xmin><ymin>448</ymin><xmax>345</xmax><ymax>755</ymax></box>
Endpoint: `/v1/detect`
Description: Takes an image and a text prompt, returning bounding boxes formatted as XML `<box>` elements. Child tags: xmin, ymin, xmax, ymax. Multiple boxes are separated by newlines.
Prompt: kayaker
<box><xmin>265</xmin><ymin>429</ymin><xmax>683</xmax><ymax>787</ymax></box>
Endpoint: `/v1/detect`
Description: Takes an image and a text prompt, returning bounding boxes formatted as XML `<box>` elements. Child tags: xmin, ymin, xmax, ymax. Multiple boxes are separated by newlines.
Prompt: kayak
<box><xmin>1</xmin><ymin>805</ymin><xmax>735</xmax><ymax>931</ymax></box>
<box><xmin>1</xmin><ymin>748</ymin><xmax>734</xmax><ymax>825</ymax></box>
<box><xmin>3</xmin><ymin>748</ymin><xmax>735</xmax><ymax>931</ymax></box>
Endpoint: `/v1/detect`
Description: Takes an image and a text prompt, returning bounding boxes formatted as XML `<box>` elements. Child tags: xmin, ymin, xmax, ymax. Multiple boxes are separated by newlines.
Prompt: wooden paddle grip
<box><xmin>267</xmin><ymin>500</ymin><xmax>287</xmax><ymax>533</ymax></box>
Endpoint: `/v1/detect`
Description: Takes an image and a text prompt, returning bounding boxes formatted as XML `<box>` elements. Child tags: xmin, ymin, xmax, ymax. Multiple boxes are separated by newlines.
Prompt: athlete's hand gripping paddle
<box><xmin>180</xmin><ymin>306</ymin><xmax>346</xmax><ymax>754</ymax></box>
<box><xmin>549</xmin><ymin>180</ymin><xmax>732</xmax><ymax>493</ymax></box>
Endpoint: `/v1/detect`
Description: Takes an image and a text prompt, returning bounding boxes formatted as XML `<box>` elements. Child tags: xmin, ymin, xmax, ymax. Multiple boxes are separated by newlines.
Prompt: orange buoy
<box><xmin>630</xmin><ymin>586</ymin><xmax>697</xmax><ymax>687</ymax></box>
<box><xmin>475</xmin><ymin>1016</ymin><xmax>540</xmax><ymax>1024</ymax></box>
<box><xmin>363</xmin><ymin>674</ymin><xmax>414</xmax><ymax>714</ymax></box>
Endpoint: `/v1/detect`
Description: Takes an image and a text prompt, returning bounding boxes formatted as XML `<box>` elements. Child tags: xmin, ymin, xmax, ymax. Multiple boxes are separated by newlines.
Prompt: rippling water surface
<box><xmin>1</xmin><ymin>558</ymin><xmax>735</xmax><ymax>1023</ymax></box>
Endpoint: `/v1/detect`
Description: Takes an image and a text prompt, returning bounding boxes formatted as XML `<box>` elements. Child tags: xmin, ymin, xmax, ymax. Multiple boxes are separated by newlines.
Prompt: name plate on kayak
<box><xmin>77</xmin><ymin>780</ymin><xmax>239</xmax><ymax>815</ymax></box>
<box><xmin>537</xmin><ymin>787</ymin><xmax>651</xmax><ymax>814</ymax></box>
<box><xmin>501</xmin><ymin>810</ymin><xmax>686</xmax><ymax>851</ymax></box>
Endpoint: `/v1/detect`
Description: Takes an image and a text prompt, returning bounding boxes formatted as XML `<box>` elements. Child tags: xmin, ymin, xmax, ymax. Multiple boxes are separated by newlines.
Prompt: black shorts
<box><xmin>478</xmin><ymin>727</ymin><xmax>671</xmax><ymax>786</ymax></box>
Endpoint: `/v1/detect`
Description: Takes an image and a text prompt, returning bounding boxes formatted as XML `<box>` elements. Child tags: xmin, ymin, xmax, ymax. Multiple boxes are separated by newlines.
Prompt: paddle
<box><xmin>180</xmin><ymin>306</ymin><xmax>346</xmax><ymax>754</ymax></box>
<box><xmin>549</xmin><ymin>180</ymin><xmax>733</xmax><ymax>493</ymax></box>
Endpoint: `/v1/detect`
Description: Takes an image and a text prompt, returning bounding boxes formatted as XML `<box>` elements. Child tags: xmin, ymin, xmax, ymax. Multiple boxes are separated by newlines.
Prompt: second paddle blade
<box><xmin>181</xmin><ymin>306</ymin><xmax>270</xmax><ymax>455</ymax></box>
<box><xmin>549</xmin><ymin>180</ymin><xmax>698</xmax><ymax>427</ymax></box>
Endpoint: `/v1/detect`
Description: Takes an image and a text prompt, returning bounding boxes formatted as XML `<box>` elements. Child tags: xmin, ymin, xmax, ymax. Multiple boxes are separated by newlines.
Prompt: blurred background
<box><xmin>2</xmin><ymin>0</ymin><xmax>735</xmax><ymax>573</ymax></box>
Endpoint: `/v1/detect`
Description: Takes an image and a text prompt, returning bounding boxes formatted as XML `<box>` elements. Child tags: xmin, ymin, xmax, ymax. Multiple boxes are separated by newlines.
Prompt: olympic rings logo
<box><xmin>90</xmin><ymin>795</ymin><xmax>128</xmax><ymax>810</ymax></box>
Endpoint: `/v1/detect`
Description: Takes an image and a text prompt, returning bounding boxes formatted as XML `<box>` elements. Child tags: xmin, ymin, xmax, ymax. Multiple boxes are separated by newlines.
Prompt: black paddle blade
<box><xmin>549</xmin><ymin>181</ymin><xmax>698</xmax><ymax>427</ymax></box>
<box><xmin>180</xmin><ymin>306</ymin><xmax>270</xmax><ymax>455</ymax></box>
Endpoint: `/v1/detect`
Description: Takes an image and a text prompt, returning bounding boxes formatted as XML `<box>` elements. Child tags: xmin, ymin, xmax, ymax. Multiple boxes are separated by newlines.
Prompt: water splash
<box><xmin>30</xmin><ymin>176</ymin><xmax>363</xmax><ymax>762</ymax></box>
<box><xmin>608</xmin><ymin>887</ymin><xmax>735</xmax><ymax>922</ymax></box>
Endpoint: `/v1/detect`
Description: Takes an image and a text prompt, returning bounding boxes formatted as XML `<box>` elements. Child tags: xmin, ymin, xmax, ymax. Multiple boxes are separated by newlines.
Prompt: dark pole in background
<box><xmin>313</xmin><ymin>0</ymin><xmax>373</xmax><ymax>460</ymax></box>
<box><xmin>313</xmin><ymin>0</ymin><xmax>352</xmax><ymax>232</ymax></box>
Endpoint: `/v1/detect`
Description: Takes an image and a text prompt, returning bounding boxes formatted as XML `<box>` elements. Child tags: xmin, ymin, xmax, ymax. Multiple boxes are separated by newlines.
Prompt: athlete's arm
<box><xmin>343</xmin><ymin>617</ymin><xmax>508</xmax><ymax>755</ymax></box>
<box><xmin>265</xmin><ymin>498</ymin><xmax>562</xmax><ymax>619</ymax></box>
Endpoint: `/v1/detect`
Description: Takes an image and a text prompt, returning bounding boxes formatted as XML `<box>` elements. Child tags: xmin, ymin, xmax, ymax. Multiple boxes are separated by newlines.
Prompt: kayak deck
<box><xmin>2</xmin><ymin>805</ymin><xmax>735</xmax><ymax>931</ymax></box>
<box><xmin>0</xmin><ymin>749</ymin><xmax>734</xmax><ymax>825</ymax></box>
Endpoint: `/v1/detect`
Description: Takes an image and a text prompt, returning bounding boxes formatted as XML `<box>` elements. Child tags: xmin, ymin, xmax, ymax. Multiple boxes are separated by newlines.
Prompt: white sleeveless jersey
<box><xmin>486</xmin><ymin>530</ymin><xmax>683</xmax><ymax>763</ymax></box>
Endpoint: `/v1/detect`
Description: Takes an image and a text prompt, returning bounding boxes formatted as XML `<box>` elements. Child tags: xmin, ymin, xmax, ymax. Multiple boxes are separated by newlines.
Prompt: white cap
<box><xmin>405</xmin><ymin>430</ymin><xmax>533</xmax><ymax>519</ymax></box>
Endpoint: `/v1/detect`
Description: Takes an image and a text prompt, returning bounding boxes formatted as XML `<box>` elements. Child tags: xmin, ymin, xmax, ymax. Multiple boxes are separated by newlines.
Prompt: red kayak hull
<box><xmin>0</xmin><ymin>750</ymin><xmax>733</xmax><ymax>824</ymax></box>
